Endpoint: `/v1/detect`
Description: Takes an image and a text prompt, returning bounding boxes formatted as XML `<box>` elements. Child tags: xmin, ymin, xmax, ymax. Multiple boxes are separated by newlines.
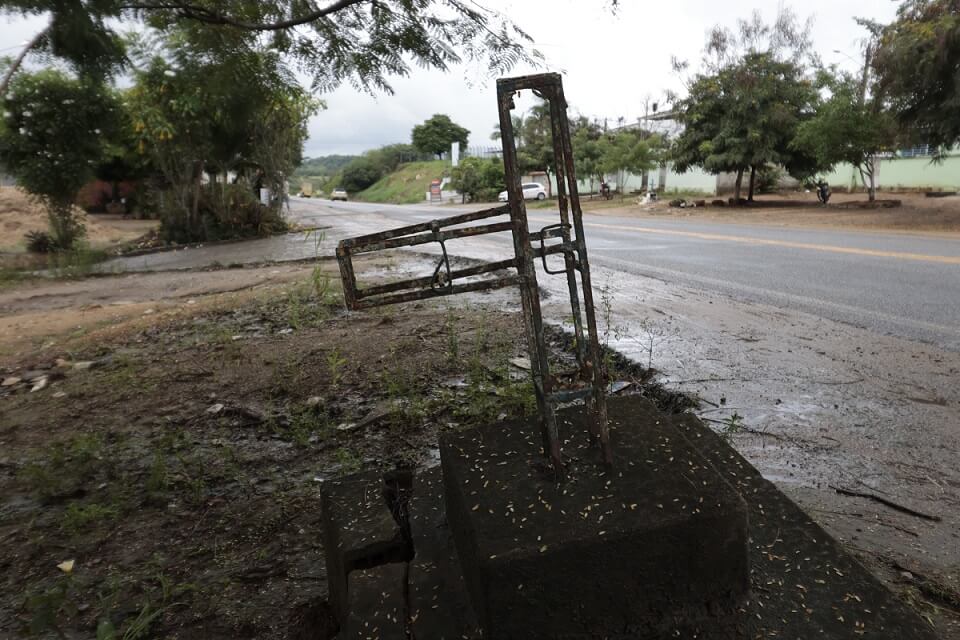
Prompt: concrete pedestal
<box><xmin>440</xmin><ymin>403</ymin><xmax>750</xmax><ymax>639</ymax></box>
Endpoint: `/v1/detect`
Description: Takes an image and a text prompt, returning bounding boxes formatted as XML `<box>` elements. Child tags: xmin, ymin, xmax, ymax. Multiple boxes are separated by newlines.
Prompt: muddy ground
<box><xmin>0</xmin><ymin>264</ymin><xmax>683</xmax><ymax>639</ymax></box>
<box><xmin>2</xmin><ymin>194</ymin><xmax>959</xmax><ymax>638</ymax></box>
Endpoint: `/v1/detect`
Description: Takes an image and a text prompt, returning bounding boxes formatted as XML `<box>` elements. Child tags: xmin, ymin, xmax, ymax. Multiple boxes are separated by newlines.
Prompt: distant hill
<box><xmin>293</xmin><ymin>155</ymin><xmax>356</xmax><ymax>178</ymax></box>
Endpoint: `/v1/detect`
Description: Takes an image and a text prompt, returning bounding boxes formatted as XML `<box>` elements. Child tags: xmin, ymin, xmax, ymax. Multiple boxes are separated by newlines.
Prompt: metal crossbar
<box><xmin>336</xmin><ymin>73</ymin><xmax>611</xmax><ymax>472</ymax></box>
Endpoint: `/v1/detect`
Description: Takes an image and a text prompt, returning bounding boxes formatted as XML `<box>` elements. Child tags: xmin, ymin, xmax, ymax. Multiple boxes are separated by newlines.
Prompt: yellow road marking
<box><xmin>527</xmin><ymin>216</ymin><xmax>960</xmax><ymax>265</ymax></box>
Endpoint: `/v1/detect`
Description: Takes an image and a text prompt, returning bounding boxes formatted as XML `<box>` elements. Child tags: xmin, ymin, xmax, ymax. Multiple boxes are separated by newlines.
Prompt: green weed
<box><xmin>334</xmin><ymin>447</ymin><xmax>362</xmax><ymax>473</ymax></box>
<box><xmin>722</xmin><ymin>412</ymin><xmax>744</xmax><ymax>439</ymax></box>
<box><xmin>326</xmin><ymin>348</ymin><xmax>348</xmax><ymax>386</ymax></box>
<box><xmin>21</xmin><ymin>434</ymin><xmax>104</xmax><ymax>502</ymax></box>
<box><xmin>61</xmin><ymin>502</ymin><xmax>120</xmax><ymax>535</ymax></box>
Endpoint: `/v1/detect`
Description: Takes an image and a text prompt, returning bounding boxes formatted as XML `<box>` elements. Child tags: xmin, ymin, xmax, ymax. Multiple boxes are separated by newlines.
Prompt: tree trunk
<box><xmin>733</xmin><ymin>168</ymin><xmax>744</xmax><ymax>204</ymax></box>
<box><xmin>0</xmin><ymin>24</ymin><xmax>49</xmax><ymax>99</ymax></box>
<box><xmin>192</xmin><ymin>160</ymin><xmax>204</xmax><ymax>230</ymax></box>
<box><xmin>747</xmin><ymin>165</ymin><xmax>756</xmax><ymax>202</ymax></box>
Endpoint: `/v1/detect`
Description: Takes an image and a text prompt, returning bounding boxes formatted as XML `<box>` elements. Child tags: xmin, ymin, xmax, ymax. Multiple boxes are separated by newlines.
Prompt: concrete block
<box><xmin>440</xmin><ymin>398</ymin><xmax>750</xmax><ymax>639</ymax></box>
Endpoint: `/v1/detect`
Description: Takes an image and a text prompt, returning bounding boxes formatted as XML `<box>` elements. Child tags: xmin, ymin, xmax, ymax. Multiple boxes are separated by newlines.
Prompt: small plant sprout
<box><xmin>327</xmin><ymin>347</ymin><xmax>348</xmax><ymax>386</ymax></box>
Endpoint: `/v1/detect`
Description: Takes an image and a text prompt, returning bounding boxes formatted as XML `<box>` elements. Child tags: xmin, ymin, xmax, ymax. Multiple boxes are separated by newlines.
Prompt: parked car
<box><xmin>498</xmin><ymin>182</ymin><xmax>548</xmax><ymax>202</ymax></box>
<box><xmin>330</xmin><ymin>188</ymin><xmax>349</xmax><ymax>201</ymax></box>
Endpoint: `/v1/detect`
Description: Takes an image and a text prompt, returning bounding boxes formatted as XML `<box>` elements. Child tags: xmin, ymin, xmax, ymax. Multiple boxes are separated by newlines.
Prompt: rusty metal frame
<box><xmin>336</xmin><ymin>73</ymin><xmax>611</xmax><ymax>471</ymax></box>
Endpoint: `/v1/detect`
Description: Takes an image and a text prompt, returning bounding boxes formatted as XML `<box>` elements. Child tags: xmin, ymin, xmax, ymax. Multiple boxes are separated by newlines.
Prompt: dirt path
<box><xmin>575</xmin><ymin>191</ymin><xmax>960</xmax><ymax>236</ymax></box>
<box><xmin>0</xmin><ymin>263</ymin><xmax>322</xmax><ymax>363</ymax></box>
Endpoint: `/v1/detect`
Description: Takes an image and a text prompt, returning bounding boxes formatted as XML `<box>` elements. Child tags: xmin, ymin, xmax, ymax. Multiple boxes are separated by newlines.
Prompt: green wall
<box><xmin>825</xmin><ymin>153</ymin><xmax>960</xmax><ymax>191</ymax></box>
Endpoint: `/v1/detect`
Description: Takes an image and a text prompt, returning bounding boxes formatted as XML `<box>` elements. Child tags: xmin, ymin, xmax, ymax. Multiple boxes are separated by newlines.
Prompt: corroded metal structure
<box><xmin>336</xmin><ymin>73</ymin><xmax>610</xmax><ymax>470</ymax></box>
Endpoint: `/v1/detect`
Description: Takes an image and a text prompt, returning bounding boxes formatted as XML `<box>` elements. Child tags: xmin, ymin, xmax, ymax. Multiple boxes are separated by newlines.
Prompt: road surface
<box><xmin>292</xmin><ymin>197</ymin><xmax>960</xmax><ymax>352</ymax></box>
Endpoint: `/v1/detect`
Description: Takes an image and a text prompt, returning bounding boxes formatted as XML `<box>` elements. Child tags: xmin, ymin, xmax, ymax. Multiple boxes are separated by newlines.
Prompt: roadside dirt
<box><xmin>0</xmin><ymin>187</ymin><xmax>157</xmax><ymax>254</ymax></box>
<box><xmin>2</xmin><ymin>230</ymin><xmax>958</xmax><ymax>637</ymax></box>
<box><xmin>0</xmin><ymin>263</ymin><xmax>323</xmax><ymax>362</ymax></box>
<box><xmin>580</xmin><ymin>191</ymin><xmax>960</xmax><ymax>235</ymax></box>
<box><xmin>0</xmin><ymin>263</ymin><xmax>676</xmax><ymax>639</ymax></box>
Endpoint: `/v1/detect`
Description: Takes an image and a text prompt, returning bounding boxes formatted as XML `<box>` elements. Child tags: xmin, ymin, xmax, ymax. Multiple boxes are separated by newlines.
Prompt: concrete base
<box><xmin>440</xmin><ymin>401</ymin><xmax>751</xmax><ymax>639</ymax></box>
<box><xmin>318</xmin><ymin>396</ymin><xmax>939</xmax><ymax>640</ymax></box>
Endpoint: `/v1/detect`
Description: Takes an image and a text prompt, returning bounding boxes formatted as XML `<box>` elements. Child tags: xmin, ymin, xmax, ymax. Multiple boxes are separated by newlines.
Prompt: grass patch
<box><xmin>356</xmin><ymin>160</ymin><xmax>448</xmax><ymax>204</ymax></box>
<box><xmin>61</xmin><ymin>502</ymin><xmax>120</xmax><ymax>534</ymax></box>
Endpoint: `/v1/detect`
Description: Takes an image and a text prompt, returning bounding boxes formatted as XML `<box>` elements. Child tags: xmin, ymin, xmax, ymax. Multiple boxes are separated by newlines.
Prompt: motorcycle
<box><xmin>816</xmin><ymin>180</ymin><xmax>831</xmax><ymax>205</ymax></box>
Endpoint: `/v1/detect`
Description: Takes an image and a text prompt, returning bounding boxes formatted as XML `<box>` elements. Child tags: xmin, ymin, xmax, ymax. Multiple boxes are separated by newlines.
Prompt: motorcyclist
<box><xmin>816</xmin><ymin>180</ymin><xmax>831</xmax><ymax>205</ymax></box>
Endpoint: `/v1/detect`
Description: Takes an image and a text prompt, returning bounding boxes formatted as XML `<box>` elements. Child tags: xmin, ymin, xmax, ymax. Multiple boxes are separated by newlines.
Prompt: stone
<box><xmin>338</xmin><ymin>564</ymin><xmax>407</xmax><ymax>639</ymax></box>
<box><xmin>1</xmin><ymin>377</ymin><xmax>21</xmax><ymax>387</ymax></box>
<box><xmin>320</xmin><ymin>471</ymin><xmax>412</xmax><ymax>624</ymax></box>
<box><xmin>73</xmin><ymin>361</ymin><xmax>96</xmax><ymax>370</ymax></box>
<box><xmin>440</xmin><ymin>396</ymin><xmax>750</xmax><ymax>639</ymax></box>
<box><xmin>30</xmin><ymin>376</ymin><xmax>49</xmax><ymax>392</ymax></box>
<box><xmin>205</xmin><ymin>403</ymin><xmax>225</xmax><ymax>415</ymax></box>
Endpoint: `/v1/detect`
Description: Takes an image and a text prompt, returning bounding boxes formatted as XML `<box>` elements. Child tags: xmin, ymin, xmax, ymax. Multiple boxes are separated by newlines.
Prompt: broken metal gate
<box><xmin>336</xmin><ymin>73</ymin><xmax>611</xmax><ymax>471</ymax></box>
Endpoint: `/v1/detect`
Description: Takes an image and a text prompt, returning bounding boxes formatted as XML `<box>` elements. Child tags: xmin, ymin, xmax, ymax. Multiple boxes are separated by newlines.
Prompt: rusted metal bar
<box><xmin>351</xmin><ymin>275</ymin><xmax>521</xmax><ymax>310</ymax></box>
<box><xmin>334</xmin><ymin>71</ymin><xmax>611</xmax><ymax>474</ymax></box>
<box><xmin>339</xmin><ymin>206</ymin><xmax>509</xmax><ymax>249</ymax></box>
<box><xmin>358</xmin><ymin>258</ymin><xmax>518</xmax><ymax>299</ymax></box>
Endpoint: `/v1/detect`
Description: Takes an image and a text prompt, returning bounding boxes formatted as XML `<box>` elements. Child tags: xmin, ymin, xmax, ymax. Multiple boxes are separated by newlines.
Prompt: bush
<box><xmin>755</xmin><ymin>165</ymin><xmax>784</xmax><ymax>194</ymax></box>
<box><xmin>24</xmin><ymin>230</ymin><xmax>55</xmax><ymax>253</ymax></box>
<box><xmin>0</xmin><ymin>70</ymin><xmax>119</xmax><ymax>249</ymax></box>
<box><xmin>159</xmin><ymin>183</ymin><xmax>288</xmax><ymax>244</ymax></box>
<box><xmin>340</xmin><ymin>158</ymin><xmax>384</xmax><ymax>193</ymax></box>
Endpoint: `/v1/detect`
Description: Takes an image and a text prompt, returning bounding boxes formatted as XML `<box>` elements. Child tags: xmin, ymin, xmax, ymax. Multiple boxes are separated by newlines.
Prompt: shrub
<box><xmin>0</xmin><ymin>70</ymin><xmax>119</xmax><ymax>250</ymax></box>
<box><xmin>24</xmin><ymin>230</ymin><xmax>55</xmax><ymax>253</ymax></box>
<box><xmin>340</xmin><ymin>158</ymin><xmax>384</xmax><ymax>192</ymax></box>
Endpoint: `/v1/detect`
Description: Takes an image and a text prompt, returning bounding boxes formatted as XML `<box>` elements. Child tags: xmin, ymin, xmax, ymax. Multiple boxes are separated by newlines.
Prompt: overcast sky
<box><xmin>1</xmin><ymin>1</ymin><xmax>900</xmax><ymax>157</ymax></box>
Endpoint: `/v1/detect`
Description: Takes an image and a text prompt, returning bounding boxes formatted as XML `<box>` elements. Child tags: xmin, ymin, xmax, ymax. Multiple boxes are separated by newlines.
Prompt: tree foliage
<box><xmin>673</xmin><ymin>51</ymin><xmax>818</xmax><ymax>201</ymax></box>
<box><xmin>411</xmin><ymin>114</ymin><xmax>470</xmax><ymax>159</ymax></box>
<box><xmin>125</xmin><ymin>31</ymin><xmax>319</xmax><ymax>241</ymax></box>
<box><xmin>600</xmin><ymin>130</ymin><xmax>663</xmax><ymax>194</ymax></box>
<box><xmin>793</xmin><ymin>71</ymin><xmax>897</xmax><ymax>201</ymax></box>
<box><xmin>0</xmin><ymin>69</ymin><xmax>119</xmax><ymax>248</ymax></box>
<box><xmin>449</xmin><ymin>156</ymin><xmax>504</xmax><ymax>202</ymax></box>
<box><xmin>0</xmin><ymin>0</ymin><xmax>543</xmax><ymax>94</ymax></box>
<box><xmin>873</xmin><ymin>0</ymin><xmax>960</xmax><ymax>154</ymax></box>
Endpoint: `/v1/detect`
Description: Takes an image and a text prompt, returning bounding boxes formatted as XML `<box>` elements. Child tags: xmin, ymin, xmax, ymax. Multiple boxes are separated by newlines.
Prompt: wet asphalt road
<box><xmin>297</xmin><ymin>198</ymin><xmax>960</xmax><ymax>352</ymax></box>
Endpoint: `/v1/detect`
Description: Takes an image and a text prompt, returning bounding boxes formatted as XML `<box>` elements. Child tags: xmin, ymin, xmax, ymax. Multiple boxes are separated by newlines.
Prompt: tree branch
<box><xmin>0</xmin><ymin>23</ymin><xmax>50</xmax><ymax>99</ymax></box>
<box><xmin>119</xmin><ymin>0</ymin><xmax>370</xmax><ymax>31</ymax></box>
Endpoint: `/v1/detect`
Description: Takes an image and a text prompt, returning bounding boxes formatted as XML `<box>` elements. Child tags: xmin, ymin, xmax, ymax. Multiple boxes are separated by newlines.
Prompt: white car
<box><xmin>498</xmin><ymin>183</ymin><xmax>548</xmax><ymax>202</ymax></box>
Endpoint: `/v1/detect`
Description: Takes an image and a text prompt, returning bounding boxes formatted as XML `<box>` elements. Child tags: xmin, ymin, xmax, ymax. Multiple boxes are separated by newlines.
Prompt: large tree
<box><xmin>411</xmin><ymin>114</ymin><xmax>469</xmax><ymax>159</ymax></box>
<box><xmin>794</xmin><ymin>68</ymin><xmax>897</xmax><ymax>202</ymax></box>
<box><xmin>126</xmin><ymin>31</ymin><xmax>319</xmax><ymax>240</ymax></box>
<box><xmin>0</xmin><ymin>0</ymin><xmax>545</xmax><ymax>98</ymax></box>
<box><xmin>673</xmin><ymin>52</ymin><xmax>818</xmax><ymax>202</ymax></box>
<box><xmin>873</xmin><ymin>0</ymin><xmax>960</xmax><ymax>155</ymax></box>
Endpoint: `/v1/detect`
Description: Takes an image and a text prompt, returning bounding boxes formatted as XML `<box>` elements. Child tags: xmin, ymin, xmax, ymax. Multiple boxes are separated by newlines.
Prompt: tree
<box><xmin>339</xmin><ymin>157</ymin><xmax>384</xmax><ymax>192</ymax></box>
<box><xmin>411</xmin><ymin>114</ymin><xmax>470</xmax><ymax>159</ymax></box>
<box><xmin>599</xmin><ymin>130</ymin><xmax>662</xmax><ymax>198</ymax></box>
<box><xmin>126</xmin><ymin>32</ymin><xmax>319</xmax><ymax>240</ymax></box>
<box><xmin>571</xmin><ymin>118</ymin><xmax>604</xmax><ymax>194</ymax></box>
<box><xmin>793</xmin><ymin>72</ymin><xmax>897</xmax><ymax>201</ymax></box>
<box><xmin>0</xmin><ymin>69</ymin><xmax>119</xmax><ymax>249</ymax></box>
<box><xmin>670</xmin><ymin>7</ymin><xmax>820</xmax><ymax>201</ymax></box>
<box><xmin>0</xmin><ymin>0</ymin><xmax>544</xmax><ymax>97</ymax></box>
<box><xmin>517</xmin><ymin>100</ymin><xmax>555</xmax><ymax>182</ymax></box>
<box><xmin>449</xmin><ymin>156</ymin><xmax>503</xmax><ymax>202</ymax></box>
<box><xmin>873</xmin><ymin>0</ymin><xmax>960</xmax><ymax>155</ymax></box>
<box><xmin>672</xmin><ymin>52</ymin><xmax>818</xmax><ymax>202</ymax></box>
